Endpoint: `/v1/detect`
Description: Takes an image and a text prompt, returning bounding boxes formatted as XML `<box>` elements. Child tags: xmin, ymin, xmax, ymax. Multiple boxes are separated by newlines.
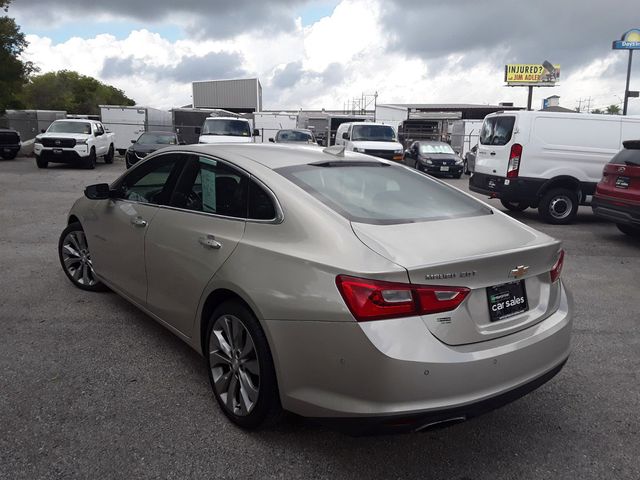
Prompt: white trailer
<box><xmin>451</xmin><ymin>119</ymin><xmax>484</xmax><ymax>156</ymax></box>
<box><xmin>253</xmin><ymin>112</ymin><xmax>298</xmax><ymax>143</ymax></box>
<box><xmin>100</xmin><ymin>105</ymin><xmax>172</xmax><ymax>155</ymax></box>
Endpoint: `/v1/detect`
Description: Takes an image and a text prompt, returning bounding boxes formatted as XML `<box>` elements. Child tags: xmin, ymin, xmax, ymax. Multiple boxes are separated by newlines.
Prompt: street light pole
<box><xmin>623</xmin><ymin>50</ymin><xmax>634</xmax><ymax>115</ymax></box>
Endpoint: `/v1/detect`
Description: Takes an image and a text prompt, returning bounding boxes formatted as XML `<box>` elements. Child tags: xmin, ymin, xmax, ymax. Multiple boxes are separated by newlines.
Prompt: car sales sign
<box><xmin>504</xmin><ymin>63</ymin><xmax>560</xmax><ymax>86</ymax></box>
<box><xmin>612</xmin><ymin>28</ymin><xmax>640</xmax><ymax>49</ymax></box>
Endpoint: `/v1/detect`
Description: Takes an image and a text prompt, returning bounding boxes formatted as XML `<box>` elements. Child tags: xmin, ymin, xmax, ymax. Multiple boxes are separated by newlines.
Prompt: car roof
<box><xmin>53</xmin><ymin>119</ymin><xmax>98</xmax><ymax>124</ymax></box>
<box><xmin>418</xmin><ymin>140</ymin><xmax>449</xmax><ymax>145</ymax></box>
<box><xmin>141</xmin><ymin>131</ymin><xmax>176</xmax><ymax>135</ymax></box>
<box><xmin>204</xmin><ymin>117</ymin><xmax>248</xmax><ymax>121</ymax></box>
<box><xmin>155</xmin><ymin>143</ymin><xmax>386</xmax><ymax>170</ymax></box>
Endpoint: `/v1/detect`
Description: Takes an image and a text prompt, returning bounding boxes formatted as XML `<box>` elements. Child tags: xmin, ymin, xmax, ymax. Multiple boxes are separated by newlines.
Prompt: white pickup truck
<box><xmin>34</xmin><ymin>119</ymin><xmax>115</xmax><ymax>169</ymax></box>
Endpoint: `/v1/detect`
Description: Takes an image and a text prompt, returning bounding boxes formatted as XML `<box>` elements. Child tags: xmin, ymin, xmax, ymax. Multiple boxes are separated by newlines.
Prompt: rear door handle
<box><xmin>490</xmin><ymin>151</ymin><xmax>496</xmax><ymax>156</ymax></box>
<box><xmin>131</xmin><ymin>216</ymin><xmax>147</xmax><ymax>227</ymax></box>
<box><xmin>199</xmin><ymin>234</ymin><xmax>222</xmax><ymax>250</ymax></box>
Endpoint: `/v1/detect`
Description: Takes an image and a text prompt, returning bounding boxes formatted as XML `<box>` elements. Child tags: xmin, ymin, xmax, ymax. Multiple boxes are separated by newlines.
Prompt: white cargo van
<box><xmin>197</xmin><ymin>117</ymin><xmax>258</xmax><ymax>144</ymax></box>
<box><xmin>469</xmin><ymin>111</ymin><xmax>640</xmax><ymax>224</ymax></box>
<box><xmin>335</xmin><ymin>122</ymin><xmax>404</xmax><ymax>161</ymax></box>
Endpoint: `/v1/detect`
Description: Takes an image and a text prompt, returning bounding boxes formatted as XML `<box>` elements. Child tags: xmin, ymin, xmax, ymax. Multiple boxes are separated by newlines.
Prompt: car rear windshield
<box><xmin>609</xmin><ymin>144</ymin><xmax>640</xmax><ymax>166</ymax></box>
<box><xmin>479</xmin><ymin>116</ymin><xmax>515</xmax><ymax>146</ymax></box>
<box><xmin>202</xmin><ymin>119</ymin><xmax>251</xmax><ymax>137</ymax></box>
<box><xmin>276</xmin><ymin>163</ymin><xmax>491</xmax><ymax>225</ymax></box>
<box><xmin>48</xmin><ymin>122</ymin><xmax>92</xmax><ymax>134</ymax></box>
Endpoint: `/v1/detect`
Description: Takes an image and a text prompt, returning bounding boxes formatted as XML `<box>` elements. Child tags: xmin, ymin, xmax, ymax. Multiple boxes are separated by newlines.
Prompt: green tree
<box><xmin>591</xmin><ymin>108</ymin><xmax>604</xmax><ymax>114</ymax></box>
<box><xmin>606</xmin><ymin>104</ymin><xmax>621</xmax><ymax>115</ymax></box>
<box><xmin>21</xmin><ymin>70</ymin><xmax>135</xmax><ymax>115</ymax></box>
<box><xmin>0</xmin><ymin>0</ymin><xmax>37</xmax><ymax>111</ymax></box>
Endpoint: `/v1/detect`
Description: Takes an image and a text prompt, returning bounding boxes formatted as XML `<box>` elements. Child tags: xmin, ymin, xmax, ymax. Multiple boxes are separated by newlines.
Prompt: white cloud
<box><xmin>19</xmin><ymin>0</ymin><xmax>640</xmax><ymax>115</ymax></box>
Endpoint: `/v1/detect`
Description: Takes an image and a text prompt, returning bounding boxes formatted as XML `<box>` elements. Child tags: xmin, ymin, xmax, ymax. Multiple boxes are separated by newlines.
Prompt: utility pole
<box><xmin>623</xmin><ymin>50</ymin><xmax>633</xmax><ymax>115</ymax></box>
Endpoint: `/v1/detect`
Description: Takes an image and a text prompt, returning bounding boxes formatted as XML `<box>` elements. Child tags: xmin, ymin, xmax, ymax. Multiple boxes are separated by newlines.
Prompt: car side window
<box><xmin>95</xmin><ymin>124</ymin><xmax>104</xmax><ymax>136</ymax></box>
<box><xmin>248</xmin><ymin>180</ymin><xmax>276</xmax><ymax>220</ymax></box>
<box><xmin>171</xmin><ymin>156</ymin><xmax>249</xmax><ymax>218</ymax></box>
<box><xmin>118</xmin><ymin>154</ymin><xmax>184</xmax><ymax>205</ymax></box>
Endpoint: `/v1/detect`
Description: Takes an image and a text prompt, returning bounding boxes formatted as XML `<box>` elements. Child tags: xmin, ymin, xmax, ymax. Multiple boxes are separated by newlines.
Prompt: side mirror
<box><xmin>84</xmin><ymin>183</ymin><xmax>112</xmax><ymax>200</ymax></box>
<box><xmin>195</xmin><ymin>127</ymin><xmax>202</xmax><ymax>135</ymax></box>
<box><xmin>41</xmin><ymin>129</ymin><xmax>46</xmax><ymax>133</ymax></box>
<box><xmin>131</xmin><ymin>139</ymin><xmax>136</xmax><ymax>144</ymax></box>
<box><xmin>342</xmin><ymin>132</ymin><xmax>349</xmax><ymax>140</ymax></box>
<box><xmin>253</xmin><ymin>128</ymin><xmax>260</xmax><ymax>137</ymax></box>
<box><xmin>268</xmin><ymin>138</ymin><xmax>275</xmax><ymax>143</ymax></box>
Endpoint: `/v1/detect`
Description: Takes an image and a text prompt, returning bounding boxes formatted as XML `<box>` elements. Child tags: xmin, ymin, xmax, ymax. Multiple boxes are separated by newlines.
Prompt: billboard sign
<box><xmin>612</xmin><ymin>29</ymin><xmax>640</xmax><ymax>50</ymax></box>
<box><xmin>504</xmin><ymin>62</ymin><xmax>560</xmax><ymax>86</ymax></box>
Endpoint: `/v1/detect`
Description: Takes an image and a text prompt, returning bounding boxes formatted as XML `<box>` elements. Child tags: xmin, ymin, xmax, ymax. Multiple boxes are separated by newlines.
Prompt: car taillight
<box><xmin>335</xmin><ymin>275</ymin><xmax>470</xmax><ymax>322</ymax></box>
<box><xmin>507</xmin><ymin>143</ymin><xmax>523</xmax><ymax>178</ymax></box>
<box><xmin>550</xmin><ymin>250</ymin><xmax>565</xmax><ymax>283</ymax></box>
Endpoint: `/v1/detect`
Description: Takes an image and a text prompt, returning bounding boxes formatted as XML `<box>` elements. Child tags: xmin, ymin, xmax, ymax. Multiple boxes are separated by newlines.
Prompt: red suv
<box><xmin>592</xmin><ymin>140</ymin><xmax>640</xmax><ymax>238</ymax></box>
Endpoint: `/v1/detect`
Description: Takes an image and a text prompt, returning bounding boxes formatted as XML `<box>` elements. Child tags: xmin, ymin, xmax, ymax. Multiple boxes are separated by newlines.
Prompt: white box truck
<box><xmin>469</xmin><ymin>110</ymin><xmax>640</xmax><ymax>224</ymax></box>
<box><xmin>100</xmin><ymin>105</ymin><xmax>172</xmax><ymax>155</ymax></box>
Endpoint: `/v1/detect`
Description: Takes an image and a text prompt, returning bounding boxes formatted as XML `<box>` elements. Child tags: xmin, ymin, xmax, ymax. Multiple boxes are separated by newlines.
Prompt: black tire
<box><xmin>58</xmin><ymin>222</ymin><xmax>108</xmax><ymax>292</ymax></box>
<box><xmin>414</xmin><ymin>160</ymin><xmax>421</xmax><ymax>171</ymax></box>
<box><xmin>84</xmin><ymin>148</ymin><xmax>96</xmax><ymax>169</ymax></box>
<box><xmin>1</xmin><ymin>151</ymin><xmax>18</xmax><ymax>160</ymax></box>
<box><xmin>35</xmin><ymin>155</ymin><xmax>48</xmax><ymax>169</ymax></box>
<box><xmin>501</xmin><ymin>199</ymin><xmax>529</xmax><ymax>212</ymax></box>
<box><xmin>538</xmin><ymin>188</ymin><xmax>579</xmax><ymax>225</ymax></box>
<box><xmin>206</xmin><ymin>300</ymin><xmax>281</xmax><ymax>430</ymax></box>
<box><xmin>617</xmin><ymin>224</ymin><xmax>640</xmax><ymax>238</ymax></box>
<box><xmin>104</xmin><ymin>144</ymin><xmax>114</xmax><ymax>164</ymax></box>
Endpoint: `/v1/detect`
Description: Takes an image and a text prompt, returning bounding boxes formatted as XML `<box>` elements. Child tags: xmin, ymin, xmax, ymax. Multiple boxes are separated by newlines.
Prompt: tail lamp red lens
<box><xmin>550</xmin><ymin>250</ymin><xmax>565</xmax><ymax>283</ymax></box>
<box><xmin>507</xmin><ymin>143</ymin><xmax>523</xmax><ymax>179</ymax></box>
<box><xmin>335</xmin><ymin>275</ymin><xmax>470</xmax><ymax>322</ymax></box>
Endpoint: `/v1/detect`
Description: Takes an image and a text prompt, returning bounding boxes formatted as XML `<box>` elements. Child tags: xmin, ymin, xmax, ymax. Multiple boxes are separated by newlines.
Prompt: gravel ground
<box><xmin>1</xmin><ymin>155</ymin><xmax>638</xmax><ymax>480</ymax></box>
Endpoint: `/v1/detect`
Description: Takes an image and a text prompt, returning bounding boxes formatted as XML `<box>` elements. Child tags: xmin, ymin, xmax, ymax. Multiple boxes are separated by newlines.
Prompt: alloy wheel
<box><xmin>61</xmin><ymin>230</ymin><xmax>98</xmax><ymax>286</ymax></box>
<box><xmin>209</xmin><ymin>314</ymin><xmax>260</xmax><ymax>416</ymax></box>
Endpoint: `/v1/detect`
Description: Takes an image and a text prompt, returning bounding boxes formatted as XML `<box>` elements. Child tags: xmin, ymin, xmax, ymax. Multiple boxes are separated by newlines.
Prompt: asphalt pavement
<box><xmin>0</xmin><ymin>155</ymin><xmax>638</xmax><ymax>479</ymax></box>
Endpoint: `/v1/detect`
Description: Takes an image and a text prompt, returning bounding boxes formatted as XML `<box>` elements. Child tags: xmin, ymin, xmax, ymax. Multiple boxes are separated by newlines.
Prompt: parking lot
<box><xmin>1</xmin><ymin>155</ymin><xmax>638</xmax><ymax>479</ymax></box>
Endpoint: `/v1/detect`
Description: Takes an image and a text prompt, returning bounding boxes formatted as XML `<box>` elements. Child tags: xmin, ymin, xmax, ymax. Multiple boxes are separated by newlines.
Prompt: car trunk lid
<box><xmin>352</xmin><ymin>214</ymin><xmax>563</xmax><ymax>345</ymax></box>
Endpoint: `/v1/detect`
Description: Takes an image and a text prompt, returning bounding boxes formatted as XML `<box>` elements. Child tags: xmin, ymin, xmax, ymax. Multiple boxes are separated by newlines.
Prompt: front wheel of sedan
<box><xmin>58</xmin><ymin>222</ymin><xmax>107</xmax><ymax>292</ymax></box>
<box><xmin>206</xmin><ymin>300</ymin><xmax>281</xmax><ymax>429</ymax></box>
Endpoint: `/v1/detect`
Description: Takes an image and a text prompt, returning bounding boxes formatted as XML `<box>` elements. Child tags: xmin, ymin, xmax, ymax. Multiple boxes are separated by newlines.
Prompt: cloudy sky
<box><xmin>10</xmin><ymin>0</ymin><xmax>640</xmax><ymax>113</ymax></box>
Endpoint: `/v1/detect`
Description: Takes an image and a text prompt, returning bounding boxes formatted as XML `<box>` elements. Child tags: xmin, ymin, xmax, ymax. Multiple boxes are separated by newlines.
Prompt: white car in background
<box><xmin>34</xmin><ymin>119</ymin><xmax>115</xmax><ymax>169</ymax></box>
<box><xmin>334</xmin><ymin>122</ymin><xmax>404</xmax><ymax>161</ymax></box>
<box><xmin>197</xmin><ymin>117</ymin><xmax>259</xmax><ymax>144</ymax></box>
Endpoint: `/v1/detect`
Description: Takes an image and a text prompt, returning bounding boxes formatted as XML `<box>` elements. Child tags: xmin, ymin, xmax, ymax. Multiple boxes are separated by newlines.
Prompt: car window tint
<box><xmin>172</xmin><ymin>156</ymin><xmax>248</xmax><ymax>218</ymax></box>
<box><xmin>248</xmin><ymin>180</ymin><xmax>276</xmax><ymax>220</ymax></box>
<box><xmin>119</xmin><ymin>154</ymin><xmax>183</xmax><ymax>205</ymax></box>
<box><xmin>277</xmin><ymin>163</ymin><xmax>490</xmax><ymax>225</ymax></box>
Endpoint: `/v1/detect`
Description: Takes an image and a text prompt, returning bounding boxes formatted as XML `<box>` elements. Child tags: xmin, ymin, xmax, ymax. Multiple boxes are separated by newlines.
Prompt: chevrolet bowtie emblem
<box><xmin>510</xmin><ymin>265</ymin><xmax>529</xmax><ymax>278</ymax></box>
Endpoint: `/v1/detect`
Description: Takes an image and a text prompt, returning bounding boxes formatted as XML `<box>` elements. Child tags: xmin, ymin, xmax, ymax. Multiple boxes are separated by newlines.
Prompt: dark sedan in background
<box><xmin>404</xmin><ymin>141</ymin><xmax>464</xmax><ymax>178</ymax></box>
<box><xmin>0</xmin><ymin>128</ymin><xmax>21</xmax><ymax>160</ymax></box>
<box><xmin>269</xmin><ymin>129</ymin><xmax>318</xmax><ymax>145</ymax></box>
<box><xmin>125</xmin><ymin>131</ymin><xmax>185</xmax><ymax>168</ymax></box>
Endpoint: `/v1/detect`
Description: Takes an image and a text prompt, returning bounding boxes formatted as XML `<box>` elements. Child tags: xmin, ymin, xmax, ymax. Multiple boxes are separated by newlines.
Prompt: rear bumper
<box><xmin>318</xmin><ymin>358</ymin><xmax>567</xmax><ymax>435</ymax></box>
<box><xmin>469</xmin><ymin>173</ymin><xmax>544</xmax><ymax>203</ymax></box>
<box><xmin>266</xmin><ymin>283</ymin><xmax>572</xmax><ymax>428</ymax></box>
<box><xmin>592</xmin><ymin>195</ymin><xmax>640</xmax><ymax>226</ymax></box>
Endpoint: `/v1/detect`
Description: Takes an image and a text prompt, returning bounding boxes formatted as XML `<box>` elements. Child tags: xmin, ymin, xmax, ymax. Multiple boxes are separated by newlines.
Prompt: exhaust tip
<box><xmin>415</xmin><ymin>416</ymin><xmax>467</xmax><ymax>432</ymax></box>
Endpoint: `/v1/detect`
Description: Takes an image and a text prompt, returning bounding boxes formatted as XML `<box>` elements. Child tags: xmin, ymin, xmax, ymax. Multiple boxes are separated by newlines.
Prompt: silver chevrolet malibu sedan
<box><xmin>59</xmin><ymin>143</ymin><xmax>571</xmax><ymax>434</ymax></box>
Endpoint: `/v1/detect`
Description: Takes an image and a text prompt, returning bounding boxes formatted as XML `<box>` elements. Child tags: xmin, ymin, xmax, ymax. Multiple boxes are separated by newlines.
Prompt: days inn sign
<box><xmin>612</xmin><ymin>28</ymin><xmax>640</xmax><ymax>49</ymax></box>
